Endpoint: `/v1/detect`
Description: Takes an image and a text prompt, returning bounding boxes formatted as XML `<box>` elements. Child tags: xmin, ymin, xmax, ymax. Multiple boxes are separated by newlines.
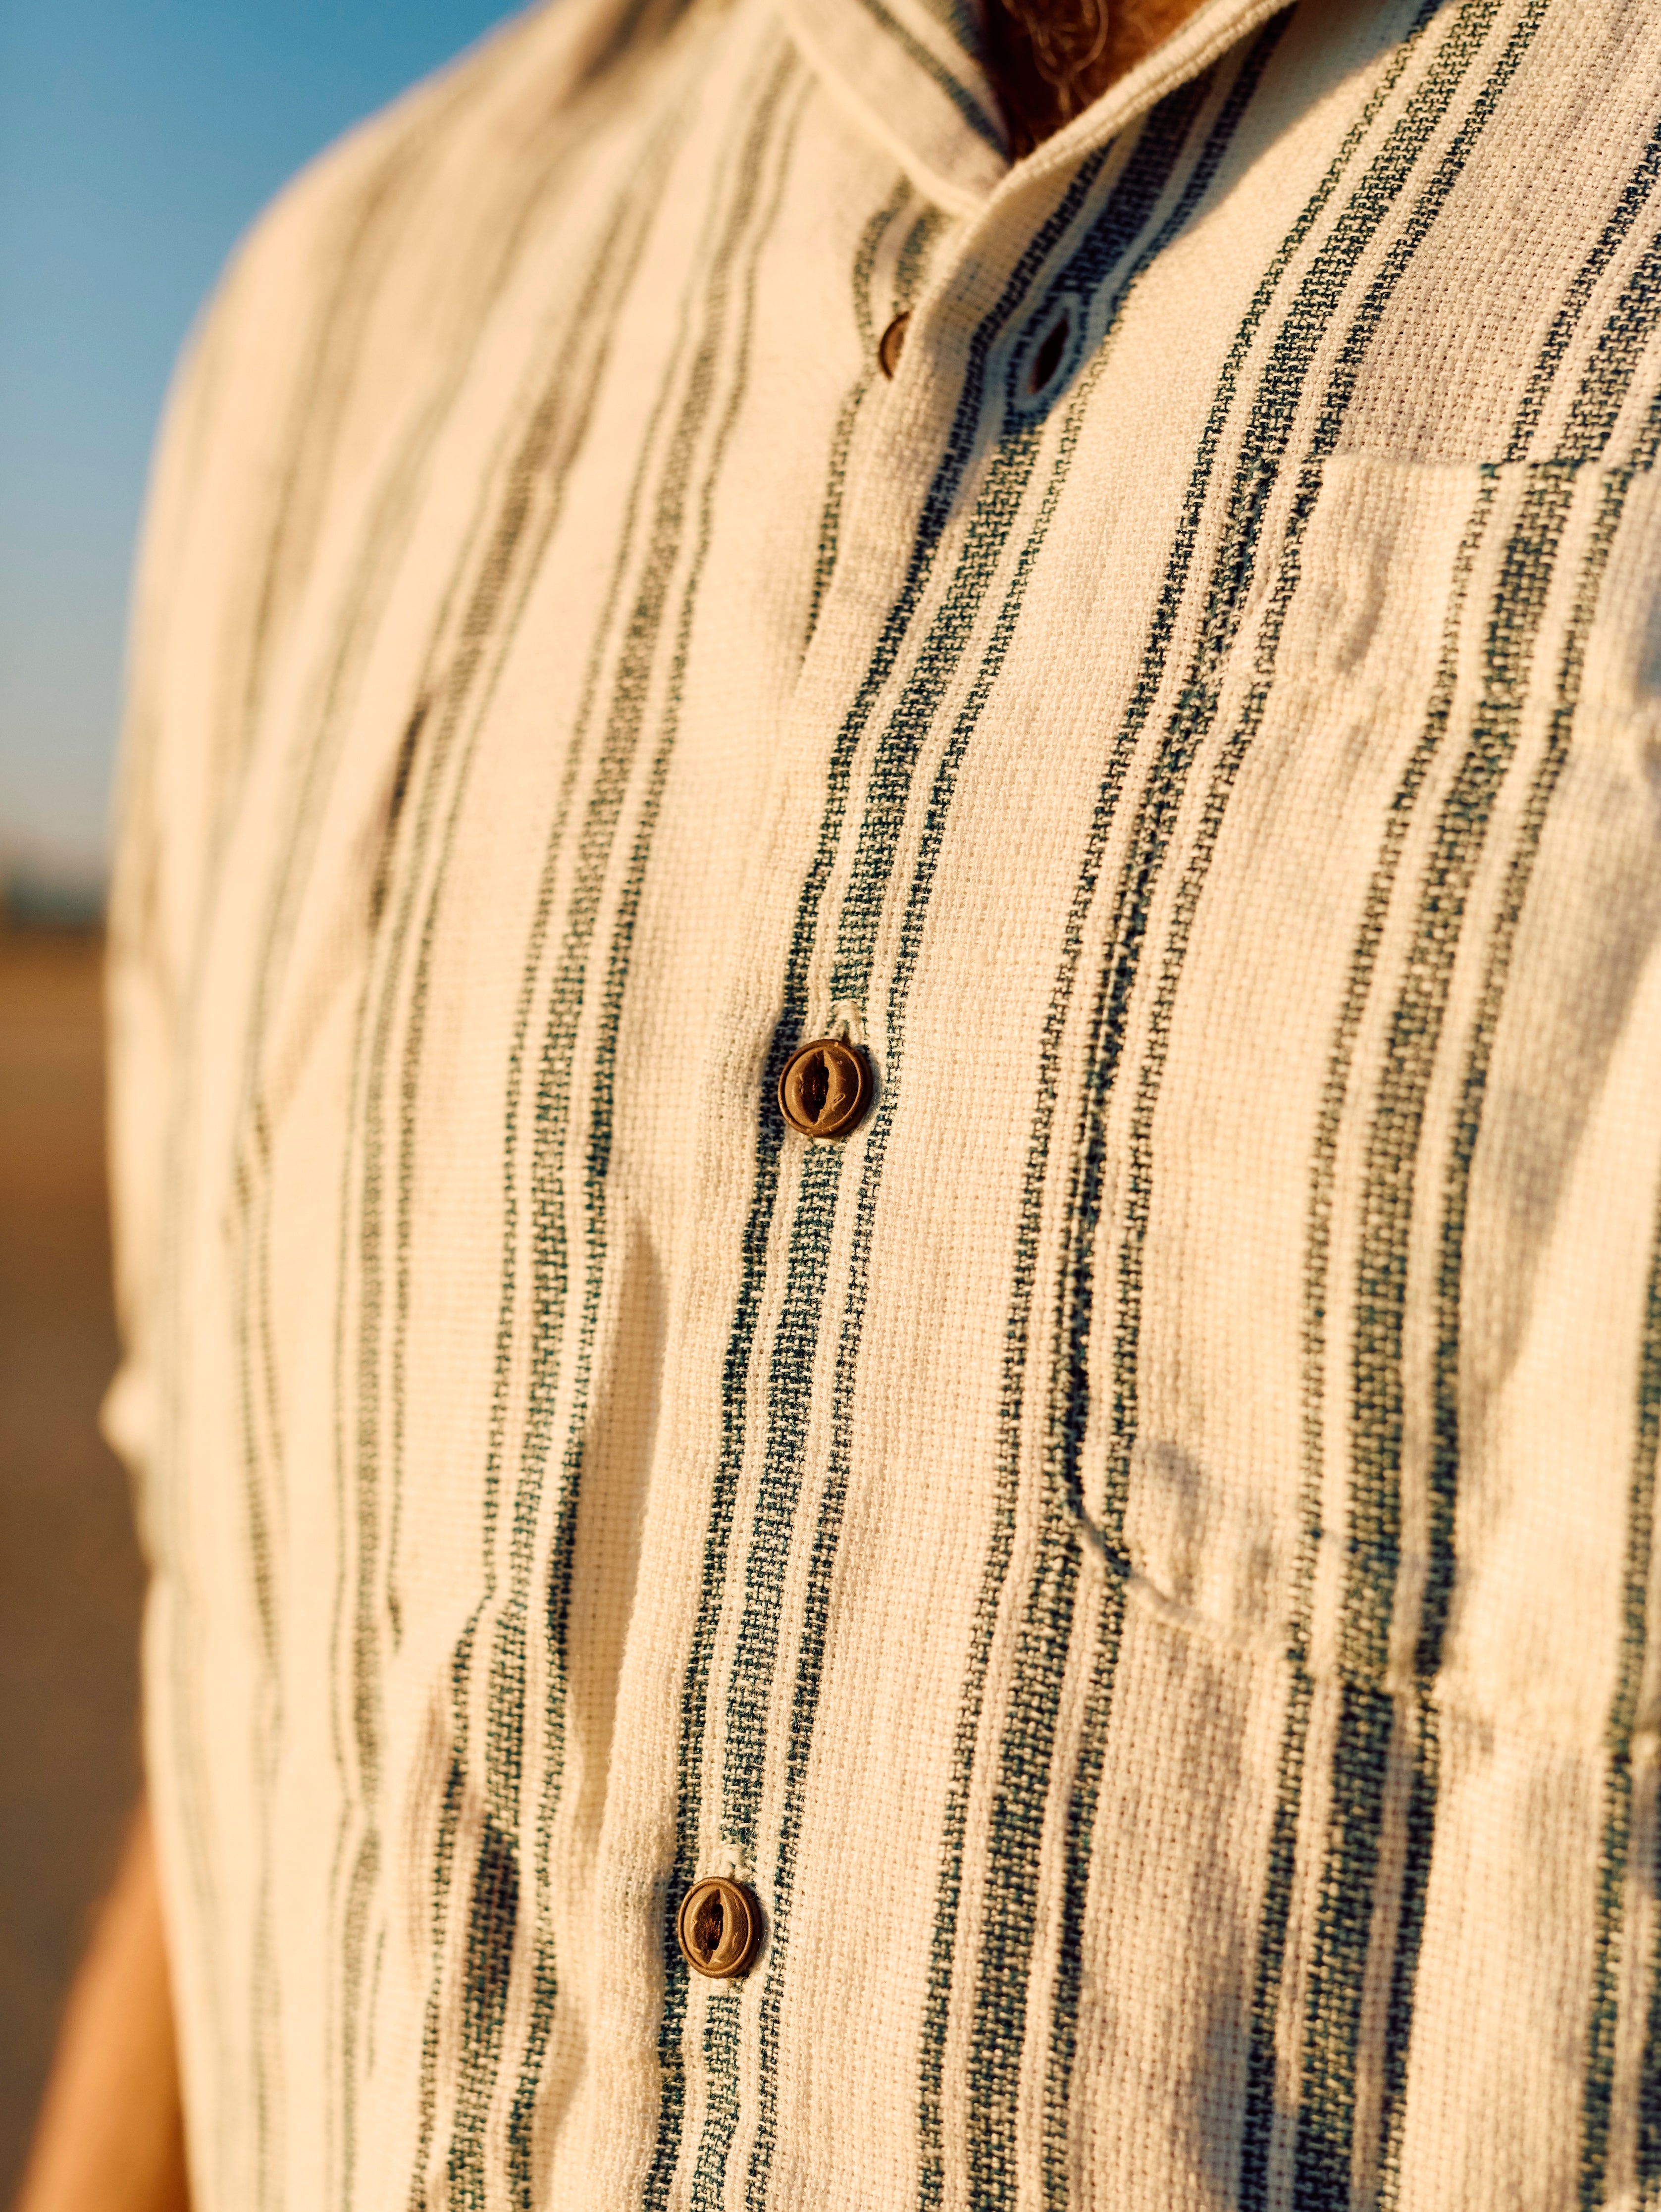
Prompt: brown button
<box><xmin>676</xmin><ymin>1877</ymin><xmax>762</xmax><ymax>1979</ymax></box>
<box><xmin>878</xmin><ymin>310</ymin><xmax>910</xmax><ymax>379</ymax></box>
<box><xmin>778</xmin><ymin>1037</ymin><xmax>873</xmax><ymax>1140</ymax></box>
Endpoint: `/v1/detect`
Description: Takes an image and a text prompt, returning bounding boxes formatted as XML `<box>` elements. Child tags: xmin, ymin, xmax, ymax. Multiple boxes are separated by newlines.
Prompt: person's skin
<box><xmin>16</xmin><ymin>6</ymin><xmax>1209</xmax><ymax>2208</ymax></box>
<box><xmin>15</xmin><ymin>1800</ymin><xmax>190</xmax><ymax>2212</ymax></box>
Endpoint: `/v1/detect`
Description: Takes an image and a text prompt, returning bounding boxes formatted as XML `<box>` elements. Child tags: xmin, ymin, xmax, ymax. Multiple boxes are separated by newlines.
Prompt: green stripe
<box><xmin>1504</xmin><ymin>113</ymin><xmax>1661</xmax><ymax>465</ymax></box>
<box><xmin>1302</xmin><ymin>78</ymin><xmax>1661</xmax><ymax>2212</ymax></box>
<box><xmin>385</xmin><ymin>56</ymin><xmax>720</xmax><ymax>2202</ymax></box>
<box><xmin>1243</xmin><ymin>93</ymin><xmax>1661</xmax><ymax>2212</ymax></box>
<box><xmin>800</xmin><ymin>179</ymin><xmax>913</xmax><ymax>649</ymax></box>
<box><xmin>205</xmin><ymin>42</ymin><xmax>549</xmax><ymax>2202</ymax></box>
<box><xmin>1246</xmin><ymin>462</ymin><xmax>1497</xmax><ymax>2206</ymax></box>
<box><xmin>960</xmin><ymin>0</ymin><xmax>1507</xmax><ymax>2200</ymax></box>
<box><xmin>423</xmin><ymin>49</ymin><xmax>808</xmax><ymax>2206</ymax></box>
<box><xmin>214</xmin><ymin>41</ymin><xmax>626</xmax><ymax>2188</ymax></box>
<box><xmin>1036</xmin><ymin>40</ymin><xmax>1326</xmax><ymax>2190</ymax></box>
<box><xmin>394</xmin><ymin>162</ymin><xmax>677</xmax><ymax>2181</ymax></box>
<box><xmin>1155</xmin><ymin>0</ymin><xmax>1557</xmax><ymax>2192</ymax></box>
<box><xmin>1374</xmin><ymin>1691</ymin><xmax>1439</xmax><ymax>2208</ymax></box>
<box><xmin>707</xmin><ymin>93</ymin><xmax>1189</xmax><ymax>2195</ymax></box>
<box><xmin>330</xmin><ymin>110</ymin><xmax>635</xmax><ymax>2209</ymax></box>
<box><xmin>759</xmin><ymin>60</ymin><xmax>1275</xmax><ymax>2190</ymax></box>
<box><xmin>1383</xmin><ymin>232</ymin><xmax>1661</xmax><ymax>2212</ymax></box>
<box><xmin>911</xmin><ymin>17</ymin><xmax>1336</xmax><ymax>2185</ymax></box>
<box><xmin>894</xmin><ymin>200</ymin><xmax>951</xmax><ymax>307</ymax></box>
<box><xmin>913</xmin><ymin>8</ymin><xmax>1439</xmax><ymax>2203</ymax></box>
<box><xmin>183</xmin><ymin>127</ymin><xmax>438</xmax><ymax>2210</ymax></box>
<box><xmin>682</xmin><ymin>50</ymin><xmax>1260</xmax><ymax>2207</ymax></box>
<box><xmin>647</xmin><ymin>106</ymin><xmax>1125</xmax><ymax>2212</ymax></box>
<box><xmin>517</xmin><ymin>62</ymin><xmax>813</xmax><ymax>2212</ymax></box>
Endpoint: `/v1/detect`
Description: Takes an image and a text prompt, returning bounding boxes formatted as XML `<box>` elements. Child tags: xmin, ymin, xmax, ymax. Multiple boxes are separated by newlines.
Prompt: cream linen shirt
<box><xmin>106</xmin><ymin>0</ymin><xmax>1661</xmax><ymax>2203</ymax></box>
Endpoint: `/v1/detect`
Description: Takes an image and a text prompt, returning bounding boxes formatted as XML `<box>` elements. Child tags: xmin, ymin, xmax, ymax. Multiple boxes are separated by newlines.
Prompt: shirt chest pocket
<box><xmin>1051</xmin><ymin>448</ymin><xmax>1661</xmax><ymax>1750</ymax></box>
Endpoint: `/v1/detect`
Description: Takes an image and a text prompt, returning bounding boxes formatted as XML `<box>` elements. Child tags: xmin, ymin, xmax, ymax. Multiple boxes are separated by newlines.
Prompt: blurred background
<box><xmin>0</xmin><ymin>1</ymin><xmax>514</xmax><ymax>2191</ymax></box>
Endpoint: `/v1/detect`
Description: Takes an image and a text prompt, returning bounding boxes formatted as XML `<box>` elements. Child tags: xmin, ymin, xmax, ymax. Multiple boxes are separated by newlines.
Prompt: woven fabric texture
<box><xmin>105</xmin><ymin>0</ymin><xmax>1661</xmax><ymax>2201</ymax></box>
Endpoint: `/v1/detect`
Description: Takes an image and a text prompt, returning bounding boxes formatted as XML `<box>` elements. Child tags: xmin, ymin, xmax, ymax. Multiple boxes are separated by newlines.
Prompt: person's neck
<box><xmin>983</xmin><ymin>0</ymin><xmax>1211</xmax><ymax>155</ymax></box>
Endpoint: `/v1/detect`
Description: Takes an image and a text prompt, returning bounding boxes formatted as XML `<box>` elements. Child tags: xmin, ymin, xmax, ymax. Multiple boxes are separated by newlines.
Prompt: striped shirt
<box><xmin>105</xmin><ymin>0</ymin><xmax>1661</xmax><ymax>2202</ymax></box>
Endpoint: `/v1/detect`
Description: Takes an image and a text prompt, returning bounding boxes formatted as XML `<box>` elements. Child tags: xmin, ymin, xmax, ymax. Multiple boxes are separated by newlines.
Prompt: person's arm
<box><xmin>15</xmin><ymin>1799</ymin><xmax>190</xmax><ymax>2212</ymax></box>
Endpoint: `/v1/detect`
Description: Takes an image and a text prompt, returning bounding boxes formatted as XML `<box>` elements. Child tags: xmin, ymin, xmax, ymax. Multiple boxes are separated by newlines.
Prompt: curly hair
<box><xmin>983</xmin><ymin>0</ymin><xmax>1203</xmax><ymax>152</ymax></box>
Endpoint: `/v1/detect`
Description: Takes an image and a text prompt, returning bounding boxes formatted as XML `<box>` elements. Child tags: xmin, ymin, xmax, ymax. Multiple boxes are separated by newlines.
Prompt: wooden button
<box><xmin>778</xmin><ymin>1037</ymin><xmax>873</xmax><ymax>1140</ymax></box>
<box><xmin>877</xmin><ymin>310</ymin><xmax>910</xmax><ymax>379</ymax></box>
<box><xmin>676</xmin><ymin>1877</ymin><xmax>762</xmax><ymax>1979</ymax></box>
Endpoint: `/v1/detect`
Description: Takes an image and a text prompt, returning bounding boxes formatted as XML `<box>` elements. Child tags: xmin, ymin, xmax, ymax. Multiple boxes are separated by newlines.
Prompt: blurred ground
<box><xmin>0</xmin><ymin>923</ymin><xmax>145</xmax><ymax>2198</ymax></box>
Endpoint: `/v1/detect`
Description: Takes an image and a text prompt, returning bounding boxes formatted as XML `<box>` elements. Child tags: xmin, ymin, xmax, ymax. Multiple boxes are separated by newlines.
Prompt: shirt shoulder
<box><xmin>115</xmin><ymin>0</ymin><xmax>708</xmax><ymax>945</ymax></box>
<box><xmin>156</xmin><ymin>0</ymin><xmax>697</xmax><ymax>521</ymax></box>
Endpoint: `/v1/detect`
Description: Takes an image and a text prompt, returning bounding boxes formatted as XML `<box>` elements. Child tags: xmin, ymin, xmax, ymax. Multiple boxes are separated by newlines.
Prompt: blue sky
<box><xmin>0</xmin><ymin>0</ymin><xmax>518</xmax><ymax>875</ymax></box>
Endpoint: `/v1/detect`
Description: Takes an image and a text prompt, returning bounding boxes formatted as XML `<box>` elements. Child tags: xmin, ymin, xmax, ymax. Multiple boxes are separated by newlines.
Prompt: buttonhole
<box><xmin>1027</xmin><ymin>311</ymin><xmax>1071</xmax><ymax>398</ymax></box>
<box><xmin>799</xmin><ymin>1051</ymin><xmax>829</xmax><ymax>1120</ymax></box>
<box><xmin>691</xmin><ymin>1892</ymin><xmax>724</xmax><ymax>1964</ymax></box>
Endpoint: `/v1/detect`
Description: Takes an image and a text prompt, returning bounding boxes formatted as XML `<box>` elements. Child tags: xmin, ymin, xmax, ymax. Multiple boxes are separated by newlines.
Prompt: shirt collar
<box><xmin>775</xmin><ymin>0</ymin><xmax>1009</xmax><ymax>212</ymax></box>
<box><xmin>774</xmin><ymin>0</ymin><xmax>1304</xmax><ymax>216</ymax></box>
